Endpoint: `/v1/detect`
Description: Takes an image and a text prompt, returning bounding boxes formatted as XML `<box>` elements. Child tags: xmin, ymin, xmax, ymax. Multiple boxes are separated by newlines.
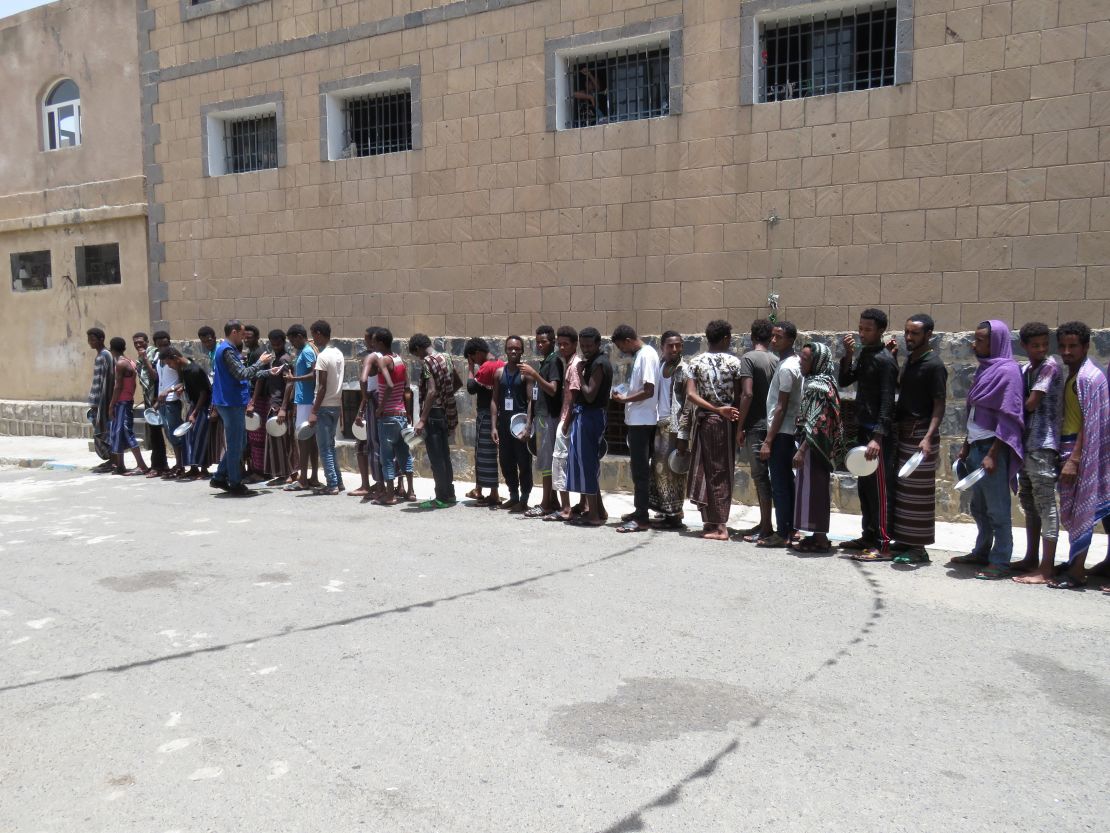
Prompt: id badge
<box><xmin>532</xmin><ymin>385</ymin><xmax>539</xmax><ymax>401</ymax></box>
<box><xmin>505</xmin><ymin>396</ymin><xmax>514</xmax><ymax>411</ymax></box>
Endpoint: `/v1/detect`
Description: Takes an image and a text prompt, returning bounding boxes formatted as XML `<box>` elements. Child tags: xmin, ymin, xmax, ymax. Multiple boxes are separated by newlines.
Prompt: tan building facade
<box><xmin>0</xmin><ymin>0</ymin><xmax>151</xmax><ymax>401</ymax></box>
<box><xmin>141</xmin><ymin>0</ymin><xmax>1110</xmax><ymax>344</ymax></box>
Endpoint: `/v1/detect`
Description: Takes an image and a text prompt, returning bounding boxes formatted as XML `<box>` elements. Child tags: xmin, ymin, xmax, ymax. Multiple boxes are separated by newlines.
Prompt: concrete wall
<box><xmin>0</xmin><ymin>0</ymin><xmax>151</xmax><ymax>401</ymax></box>
<box><xmin>141</xmin><ymin>0</ymin><xmax>1110</xmax><ymax>343</ymax></box>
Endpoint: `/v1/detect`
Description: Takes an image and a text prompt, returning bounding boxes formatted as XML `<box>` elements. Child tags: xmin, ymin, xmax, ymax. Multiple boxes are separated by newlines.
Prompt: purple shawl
<box><xmin>966</xmin><ymin>320</ymin><xmax>1024</xmax><ymax>480</ymax></box>
<box><xmin>1059</xmin><ymin>358</ymin><xmax>1110</xmax><ymax>559</ymax></box>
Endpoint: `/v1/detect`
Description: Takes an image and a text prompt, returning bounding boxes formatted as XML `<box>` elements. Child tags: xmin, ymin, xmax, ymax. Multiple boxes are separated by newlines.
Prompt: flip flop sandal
<box><xmin>755</xmin><ymin>534</ymin><xmax>788</xmax><ymax>548</ymax></box>
<box><xmin>616</xmin><ymin>520</ymin><xmax>648</xmax><ymax>533</ymax></box>
<box><xmin>792</xmin><ymin>539</ymin><xmax>832</xmax><ymax>554</ymax></box>
<box><xmin>283</xmin><ymin>481</ymin><xmax>309</xmax><ymax>491</ymax></box>
<box><xmin>850</xmin><ymin>550</ymin><xmax>894</xmax><ymax>562</ymax></box>
<box><xmin>652</xmin><ymin>516</ymin><xmax>685</xmax><ymax>530</ymax></box>
<box><xmin>523</xmin><ymin>507</ymin><xmax>546</xmax><ymax>518</ymax></box>
<box><xmin>464</xmin><ymin>488</ymin><xmax>482</xmax><ymax>500</ymax></box>
<box><xmin>838</xmin><ymin>537</ymin><xmax>873</xmax><ymax>551</ymax></box>
<box><xmin>947</xmin><ymin>553</ymin><xmax>989</xmax><ymax>566</ymax></box>
<box><xmin>893</xmin><ymin>550</ymin><xmax>931</xmax><ymax>564</ymax></box>
<box><xmin>1047</xmin><ymin>574</ymin><xmax>1087</xmax><ymax>590</ymax></box>
<box><xmin>542</xmin><ymin>512</ymin><xmax>566</xmax><ymax>522</ymax></box>
<box><xmin>742</xmin><ymin>531</ymin><xmax>768</xmax><ymax>543</ymax></box>
<box><xmin>123</xmin><ymin>469</ymin><xmax>150</xmax><ymax>477</ymax></box>
<box><xmin>567</xmin><ymin>516</ymin><xmax>603</xmax><ymax>527</ymax></box>
<box><xmin>975</xmin><ymin>566</ymin><xmax>1011</xmax><ymax>580</ymax></box>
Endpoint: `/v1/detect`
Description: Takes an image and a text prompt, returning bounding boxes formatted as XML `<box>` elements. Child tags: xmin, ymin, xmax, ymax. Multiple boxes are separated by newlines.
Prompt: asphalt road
<box><xmin>1</xmin><ymin>468</ymin><xmax>1108</xmax><ymax>833</ymax></box>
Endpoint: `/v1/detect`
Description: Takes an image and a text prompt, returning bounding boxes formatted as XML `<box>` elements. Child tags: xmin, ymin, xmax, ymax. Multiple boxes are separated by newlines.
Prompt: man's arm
<box><xmin>310</xmin><ymin>365</ymin><xmax>327</xmax><ymax>424</ymax></box>
<box><xmin>837</xmin><ymin>355</ymin><xmax>857</xmax><ymax>388</ymax></box>
<box><xmin>735</xmin><ymin>375</ymin><xmax>754</xmax><ymax>443</ymax></box>
<box><xmin>247</xmin><ymin>376</ymin><xmax>266</xmax><ymax>414</ymax></box>
<box><xmin>416</xmin><ymin>362</ymin><xmax>436</xmax><ymax>433</ymax></box>
<box><xmin>1060</xmin><ymin>416</ymin><xmax>1084</xmax><ymax>485</ymax></box>
<box><xmin>222</xmin><ymin>347</ymin><xmax>272</xmax><ymax>382</ymax></box>
<box><xmin>921</xmin><ymin>396</ymin><xmax>945</xmax><ymax>455</ymax></box>
<box><xmin>277</xmin><ymin>376</ymin><xmax>293</xmax><ymax>423</ymax></box>
<box><xmin>490</xmin><ymin>368</ymin><xmax>503</xmax><ymax>442</ymax></box>
<box><xmin>874</xmin><ymin>356</ymin><xmax>897</xmax><ymax>439</ymax></box>
<box><xmin>189</xmin><ymin>381</ymin><xmax>210</xmax><ymax>420</ymax></box>
<box><xmin>109</xmin><ymin>358</ymin><xmax>126</xmax><ymax>408</ymax></box>
<box><xmin>581</xmin><ymin>364</ymin><xmax>604</xmax><ymax>403</ymax></box>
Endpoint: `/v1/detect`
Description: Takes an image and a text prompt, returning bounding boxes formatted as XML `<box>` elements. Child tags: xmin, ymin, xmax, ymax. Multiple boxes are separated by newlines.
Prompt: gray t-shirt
<box><xmin>738</xmin><ymin>349</ymin><xmax>779</xmax><ymax>431</ymax></box>
<box><xmin>766</xmin><ymin>353</ymin><xmax>802</xmax><ymax>437</ymax></box>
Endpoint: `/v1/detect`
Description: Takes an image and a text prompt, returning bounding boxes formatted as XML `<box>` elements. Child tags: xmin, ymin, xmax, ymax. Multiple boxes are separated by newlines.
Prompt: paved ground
<box><xmin>1</xmin><ymin>460</ymin><xmax>1108</xmax><ymax>833</ymax></box>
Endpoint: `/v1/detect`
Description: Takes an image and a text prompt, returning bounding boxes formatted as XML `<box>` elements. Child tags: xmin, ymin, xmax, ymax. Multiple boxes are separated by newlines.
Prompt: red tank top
<box><xmin>378</xmin><ymin>356</ymin><xmax>407</xmax><ymax>415</ymax></box>
<box><xmin>118</xmin><ymin>358</ymin><xmax>137</xmax><ymax>403</ymax></box>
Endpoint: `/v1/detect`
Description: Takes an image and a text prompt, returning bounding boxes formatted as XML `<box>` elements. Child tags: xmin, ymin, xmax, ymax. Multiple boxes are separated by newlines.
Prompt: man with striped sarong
<box><xmin>465</xmin><ymin>338</ymin><xmax>504</xmax><ymax>506</ymax></box>
<box><xmin>1048</xmin><ymin>321</ymin><xmax>1110</xmax><ymax>590</ymax></box>
<box><xmin>888</xmin><ymin>314</ymin><xmax>947</xmax><ymax>564</ymax></box>
<box><xmin>685</xmin><ymin>320</ymin><xmax>743</xmax><ymax>541</ymax></box>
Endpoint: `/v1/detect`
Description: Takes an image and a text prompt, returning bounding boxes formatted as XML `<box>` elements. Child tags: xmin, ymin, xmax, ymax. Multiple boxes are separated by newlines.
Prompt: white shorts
<box><xmin>295</xmin><ymin>404</ymin><xmax>314</xmax><ymax>426</ymax></box>
<box><xmin>552</xmin><ymin>423</ymin><xmax>570</xmax><ymax>492</ymax></box>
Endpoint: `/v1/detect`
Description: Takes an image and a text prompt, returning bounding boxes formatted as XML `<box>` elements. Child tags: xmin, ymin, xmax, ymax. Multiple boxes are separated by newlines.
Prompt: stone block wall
<box><xmin>0</xmin><ymin>400</ymin><xmax>94</xmax><ymax>440</ymax></box>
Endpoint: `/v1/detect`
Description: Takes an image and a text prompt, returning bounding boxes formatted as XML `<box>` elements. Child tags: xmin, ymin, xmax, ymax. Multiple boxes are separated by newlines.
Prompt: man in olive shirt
<box><xmin>736</xmin><ymin>319</ymin><xmax>779</xmax><ymax>543</ymax></box>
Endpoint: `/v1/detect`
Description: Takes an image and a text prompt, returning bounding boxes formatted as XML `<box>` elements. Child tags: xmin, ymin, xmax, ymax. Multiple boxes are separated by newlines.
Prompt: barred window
<box><xmin>343</xmin><ymin>90</ymin><xmax>412</xmax><ymax>158</ymax></box>
<box><xmin>224</xmin><ymin>114</ymin><xmax>278</xmax><ymax>174</ymax></box>
<box><xmin>566</xmin><ymin>45</ymin><xmax>670</xmax><ymax>129</ymax></box>
<box><xmin>10</xmin><ymin>251</ymin><xmax>52</xmax><ymax>292</ymax></box>
<box><xmin>75</xmin><ymin>243</ymin><xmax>121</xmax><ymax>287</ymax></box>
<box><xmin>759</xmin><ymin>2</ymin><xmax>896</xmax><ymax>103</ymax></box>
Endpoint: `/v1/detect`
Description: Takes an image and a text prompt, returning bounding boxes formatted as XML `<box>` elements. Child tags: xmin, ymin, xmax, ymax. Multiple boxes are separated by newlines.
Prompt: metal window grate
<box><xmin>343</xmin><ymin>90</ymin><xmax>412</xmax><ymax>157</ymax></box>
<box><xmin>76</xmin><ymin>243</ymin><xmax>121</xmax><ymax>287</ymax></box>
<box><xmin>759</xmin><ymin>2</ymin><xmax>896</xmax><ymax>103</ymax></box>
<box><xmin>567</xmin><ymin>45</ymin><xmax>670</xmax><ymax>129</ymax></box>
<box><xmin>224</xmin><ymin>114</ymin><xmax>278</xmax><ymax>174</ymax></box>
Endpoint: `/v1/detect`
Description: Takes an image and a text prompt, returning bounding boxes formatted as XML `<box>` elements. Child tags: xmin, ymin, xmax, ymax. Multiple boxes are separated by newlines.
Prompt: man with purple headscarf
<box><xmin>948</xmin><ymin>320</ymin><xmax>1025</xmax><ymax>579</ymax></box>
<box><xmin>1047</xmin><ymin>322</ymin><xmax>1110</xmax><ymax>590</ymax></box>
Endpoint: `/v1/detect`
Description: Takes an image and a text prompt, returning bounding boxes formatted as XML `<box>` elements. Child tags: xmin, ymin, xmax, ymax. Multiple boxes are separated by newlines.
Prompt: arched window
<box><xmin>43</xmin><ymin>79</ymin><xmax>81</xmax><ymax>150</ymax></box>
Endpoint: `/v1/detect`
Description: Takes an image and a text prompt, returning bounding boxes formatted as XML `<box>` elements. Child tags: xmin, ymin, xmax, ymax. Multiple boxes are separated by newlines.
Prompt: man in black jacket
<box><xmin>839</xmin><ymin>308</ymin><xmax>899</xmax><ymax>557</ymax></box>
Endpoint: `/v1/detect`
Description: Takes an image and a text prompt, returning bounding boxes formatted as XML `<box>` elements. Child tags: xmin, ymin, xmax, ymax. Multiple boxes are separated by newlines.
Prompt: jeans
<box><xmin>769</xmin><ymin>432</ymin><xmax>797</xmax><ymax>537</ymax></box>
<box><xmin>160</xmin><ymin>400</ymin><xmax>184</xmax><ymax>450</ymax></box>
<box><xmin>423</xmin><ymin>408</ymin><xmax>455</xmax><ymax>502</ymax></box>
<box><xmin>968</xmin><ymin>440</ymin><xmax>1014</xmax><ymax>566</ymax></box>
<box><xmin>379</xmin><ymin>415</ymin><xmax>413</xmax><ymax>482</ymax></box>
<box><xmin>315</xmin><ymin>406</ymin><xmax>342</xmax><ymax>489</ymax></box>
<box><xmin>214</xmin><ymin>404</ymin><xmax>246</xmax><ymax>487</ymax></box>
<box><xmin>745</xmin><ymin>425</ymin><xmax>771</xmax><ymax>503</ymax></box>
<box><xmin>627</xmin><ymin>424</ymin><xmax>656</xmax><ymax>520</ymax></box>
<box><xmin>855</xmin><ymin>426</ymin><xmax>896</xmax><ymax>548</ymax></box>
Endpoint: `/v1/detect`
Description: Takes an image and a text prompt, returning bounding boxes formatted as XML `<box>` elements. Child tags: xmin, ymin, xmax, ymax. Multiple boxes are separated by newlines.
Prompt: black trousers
<box><xmin>627</xmin><ymin>424</ymin><xmax>656</xmax><ymax>519</ymax></box>
<box><xmin>145</xmin><ymin>411</ymin><xmax>167</xmax><ymax>469</ymax></box>
<box><xmin>424</xmin><ymin>408</ymin><xmax>455</xmax><ymax>502</ymax></box>
<box><xmin>855</xmin><ymin>427</ymin><xmax>896</xmax><ymax>548</ymax></box>
<box><xmin>497</xmin><ymin>416</ymin><xmax>532</xmax><ymax>501</ymax></box>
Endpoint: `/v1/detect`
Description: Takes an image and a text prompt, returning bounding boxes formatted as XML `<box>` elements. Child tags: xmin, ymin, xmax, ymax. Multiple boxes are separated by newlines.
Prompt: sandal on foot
<box><xmin>523</xmin><ymin>506</ymin><xmax>546</xmax><ymax>518</ymax></box>
<box><xmin>893</xmin><ymin>548</ymin><xmax>931</xmax><ymax>564</ymax></box>
<box><xmin>1047</xmin><ymin>574</ymin><xmax>1086</xmax><ymax>590</ymax></box>
<box><xmin>792</xmin><ymin>537</ymin><xmax>831</xmax><ymax>554</ymax></box>
<box><xmin>616</xmin><ymin>519</ymin><xmax>649</xmax><ymax>533</ymax></box>
<box><xmin>851</xmin><ymin>549</ymin><xmax>893</xmax><ymax>562</ymax></box>
<box><xmin>947</xmin><ymin>553</ymin><xmax>989</xmax><ymax>567</ymax></box>
<box><xmin>755</xmin><ymin>533</ymin><xmax>788</xmax><ymax>548</ymax></box>
<box><xmin>838</xmin><ymin>537</ymin><xmax>875</xmax><ymax>551</ymax></box>
<box><xmin>975</xmin><ymin>566</ymin><xmax>1011</xmax><ymax>580</ymax></box>
<box><xmin>542</xmin><ymin>511</ymin><xmax>566</xmax><ymax>522</ymax></box>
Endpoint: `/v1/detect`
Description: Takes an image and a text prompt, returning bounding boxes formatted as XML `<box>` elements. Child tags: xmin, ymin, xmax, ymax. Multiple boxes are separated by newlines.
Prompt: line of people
<box><xmin>84</xmin><ymin>311</ymin><xmax>1110</xmax><ymax>593</ymax></box>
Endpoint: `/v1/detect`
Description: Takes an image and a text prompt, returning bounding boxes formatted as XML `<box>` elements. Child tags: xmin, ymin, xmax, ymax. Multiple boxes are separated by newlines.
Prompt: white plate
<box><xmin>845</xmin><ymin>445</ymin><xmax>878</xmax><ymax>477</ymax></box>
<box><xmin>400</xmin><ymin>425</ymin><xmax>424</xmax><ymax>449</ymax></box>
<box><xmin>244</xmin><ymin>411</ymin><xmax>262</xmax><ymax>431</ymax></box>
<box><xmin>173</xmin><ymin>421</ymin><xmax>192</xmax><ymax>438</ymax></box>
<box><xmin>668</xmin><ymin>448</ymin><xmax>690</xmax><ymax>475</ymax></box>
<box><xmin>898</xmin><ymin>450</ymin><xmax>925</xmax><ymax>479</ymax></box>
<box><xmin>266</xmin><ymin>416</ymin><xmax>287</xmax><ymax>437</ymax></box>
<box><xmin>954</xmin><ymin>467</ymin><xmax>987</xmax><ymax>491</ymax></box>
<box><xmin>352</xmin><ymin>421</ymin><xmax>367</xmax><ymax>441</ymax></box>
<box><xmin>509</xmin><ymin>412</ymin><xmax>533</xmax><ymax>440</ymax></box>
<box><xmin>143</xmin><ymin>407</ymin><xmax>163</xmax><ymax>426</ymax></box>
<box><xmin>295</xmin><ymin>420</ymin><xmax>316</xmax><ymax>441</ymax></box>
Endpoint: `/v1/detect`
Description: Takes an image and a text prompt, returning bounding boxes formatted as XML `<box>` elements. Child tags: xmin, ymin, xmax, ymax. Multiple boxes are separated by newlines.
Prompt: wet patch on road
<box><xmin>547</xmin><ymin>677</ymin><xmax>764</xmax><ymax>754</ymax></box>
<box><xmin>98</xmin><ymin>571</ymin><xmax>188</xmax><ymax>593</ymax></box>
<box><xmin>1011</xmin><ymin>651</ymin><xmax>1110</xmax><ymax>736</ymax></box>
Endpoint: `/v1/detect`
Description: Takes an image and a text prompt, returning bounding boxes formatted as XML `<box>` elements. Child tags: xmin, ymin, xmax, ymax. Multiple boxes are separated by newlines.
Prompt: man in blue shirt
<box><xmin>210</xmin><ymin>320</ymin><xmax>272</xmax><ymax>495</ymax></box>
<box><xmin>282</xmin><ymin>323</ymin><xmax>320</xmax><ymax>491</ymax></box>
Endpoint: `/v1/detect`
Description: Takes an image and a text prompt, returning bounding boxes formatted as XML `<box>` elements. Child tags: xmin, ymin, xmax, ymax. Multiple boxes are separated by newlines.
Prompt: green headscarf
<box><xmin>797</xmin><ymin>341</ymin><xmax>845</xmax><ymax>469</ymax></box>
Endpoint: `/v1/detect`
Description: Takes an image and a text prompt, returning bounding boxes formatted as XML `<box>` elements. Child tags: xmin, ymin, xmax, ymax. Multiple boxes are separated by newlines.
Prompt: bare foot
<box><xmin>1010</xmin><ymin>558</ymin><xmax>1039</xmax><ymax>573</ymax></box>
<box><xmin>1013</xmin><ymin>574</ymin><xmax>1050</xmax><ymax>585</ymax></box>
<box><xmin>349</xmin><ymin>487</ymin><xmax>370</xmax><ymax>497</ymax></box>
<box><xmin>701</xmin><ymin>525</ymin><xmax>729</xmax><ymax>540</ymax></box>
